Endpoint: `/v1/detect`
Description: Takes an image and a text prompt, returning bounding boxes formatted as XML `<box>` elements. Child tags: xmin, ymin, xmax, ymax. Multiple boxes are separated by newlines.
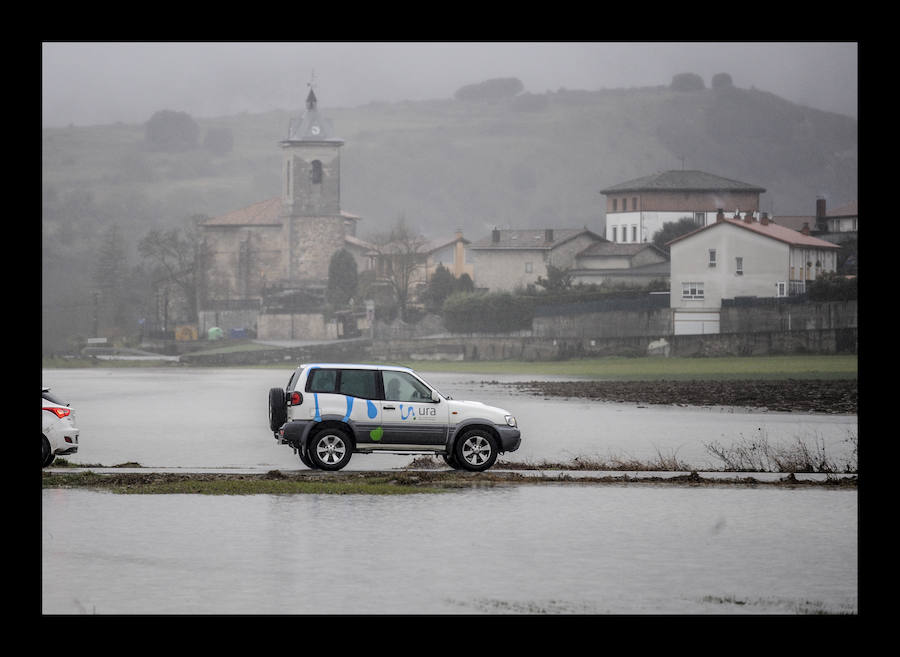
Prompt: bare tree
<box><xmin>369</xmin><ymin>214</ymin><xmax>429</xmax><ymax>321</ymax></box>
<box><xmin>138</xmin><ymin>214</ymin><xmax>210</xmax><ymax>323</ymax></box>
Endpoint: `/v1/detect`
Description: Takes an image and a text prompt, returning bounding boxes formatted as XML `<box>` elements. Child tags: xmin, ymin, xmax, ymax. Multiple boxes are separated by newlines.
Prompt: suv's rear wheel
<box><xmin>268</xmin><ymin>388</ymin><xmax>287</xmax><ymax>432</ymax></box>
<box><xmin>309</xmin><ymin>428</ymin><xmax>353</xmax><ymax>471</ymax></box>
<box><xmin>455</xmin><ymin>429</ymin><xmax>498</xmax><ymax>472</ymax></box>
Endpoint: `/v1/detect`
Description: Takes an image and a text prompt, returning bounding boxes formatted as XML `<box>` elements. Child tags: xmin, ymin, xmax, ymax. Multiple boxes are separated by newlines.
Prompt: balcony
<box><xmin>788</xmin><ymin>280</ymin><xmax>806</xmax><ymax>296</ymax></box>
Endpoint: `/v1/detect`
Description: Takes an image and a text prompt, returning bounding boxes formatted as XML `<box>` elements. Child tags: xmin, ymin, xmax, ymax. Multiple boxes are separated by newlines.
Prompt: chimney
<box><xmin>815</xmin><ymin>197</ymin><xmax>827</xmax><ymax>232</ymax></box>
<box><xmin>801</xmin><ymin>222</ymin><xmax>810</xmax><ymax>235</ymax></box>
<box><xmin>455</xmin><ymin>228</ymin><xmax>463</xmax><ymax>240</ymax></box>
<box><xmin>741</xmin><ymin>209</ymin><xmax>753</xmax><ymax>224</ymax></box>
<box><xmin>545</xmin><ymin>228</ymin><xmax>554</xmax><ymax>242</ymax></box>
<box><xmin>716</xmin><ymin>208</ymin><xmax>725</xmax><ymax>222</ymax></box>
<box><xmin>492</xmin><ymin>228</ymin><xmax>500</xmax><ymax>243</ymax></box>
<box><xmin>760</xmin><ymin>212</ymin><xmax>769</xmax><ymax>226</ymax></box>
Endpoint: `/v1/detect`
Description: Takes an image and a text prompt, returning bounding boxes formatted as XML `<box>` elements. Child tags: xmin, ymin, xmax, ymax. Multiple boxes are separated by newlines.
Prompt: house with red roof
<box><xmin>666</xmin><ymin>209</ymin><xmax>840</xmax><ymax>335</ymax></box>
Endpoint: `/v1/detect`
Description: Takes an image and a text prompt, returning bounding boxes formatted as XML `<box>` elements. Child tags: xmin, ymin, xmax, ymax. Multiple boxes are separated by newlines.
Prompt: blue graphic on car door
<box><xmin>380</xmin><ymin>370</ymin><xmax>448</xmax><ymax>445</ymax></box>
<box><xmin>307</xmin><ymin>368</ymin><xmax>384</xmax><ymax>443</ymax></box>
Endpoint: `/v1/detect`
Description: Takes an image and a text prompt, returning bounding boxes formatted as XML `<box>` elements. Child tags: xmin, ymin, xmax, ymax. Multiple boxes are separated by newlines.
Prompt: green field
<box><xmin>42</xmin><ymin>353</ymin><xmax>858</xmax><ymax>381</ymax></box>
<box><xmin>404</xmin><ymin>355</ymin><xmax>858</xmax><ymax>380</ymax></box>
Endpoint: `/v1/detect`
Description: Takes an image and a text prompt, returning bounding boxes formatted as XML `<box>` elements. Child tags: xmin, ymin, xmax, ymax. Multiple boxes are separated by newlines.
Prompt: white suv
<box><xmin>42</xmin><ymin>387</ymin><xmax>79</xmax><ymax>467</ymax></box>
<box><xmin>268</xmin><ymin>363</ymin><xmax>521</xmax><ymax>471</ymax></box>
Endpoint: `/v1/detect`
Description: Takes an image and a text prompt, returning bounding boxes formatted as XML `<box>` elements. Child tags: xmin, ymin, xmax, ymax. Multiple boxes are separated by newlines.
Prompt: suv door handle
<box><xmin>383</xmin><ymin>405</ymin><xmax>396</xmax><ymax>410</ymax></box>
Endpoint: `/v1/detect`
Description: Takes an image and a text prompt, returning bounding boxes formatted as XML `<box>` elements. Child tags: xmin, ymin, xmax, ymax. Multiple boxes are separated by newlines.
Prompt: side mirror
<box><xmin>431</xmin><ymin>389</ymin><xmax>441</xmax><ymax>402</ymax></box>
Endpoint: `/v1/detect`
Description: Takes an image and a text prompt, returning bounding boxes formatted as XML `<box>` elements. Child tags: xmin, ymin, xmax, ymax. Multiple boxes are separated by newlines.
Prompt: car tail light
<box><xmin>43</xmin><ymin>406</ymin><xmax>71</xmax><ymax>419</ymax></box>
<box><xmin>289</xmin><ymin>391</ymin><xmax>303</xmax><ymax>406</ymax></box>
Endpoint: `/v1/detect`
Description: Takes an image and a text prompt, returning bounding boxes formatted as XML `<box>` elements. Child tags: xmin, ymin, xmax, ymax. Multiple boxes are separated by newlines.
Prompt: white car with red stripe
<box><xmin>42</xmin><ymin>387</ymin><xmax>79</xmax><ymax>467</ymax></box>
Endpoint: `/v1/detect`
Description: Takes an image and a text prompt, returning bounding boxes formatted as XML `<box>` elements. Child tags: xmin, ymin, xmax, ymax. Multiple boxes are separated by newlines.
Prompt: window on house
<box><xmin>631</xmin><ymin>226</ymin><xmax>637</xmax><ymax>242</ymax></box>
<box><xmin>311</xmin><ymin>160</ymin><xmax>323</xmax><ymax>184</ymax></box>
<box><xmin>525</xmin><ymin>262</ymin><xmax>533</xmax><ymax>273</ymax></box>
<box><xmin>776</xmin><ymin>282</ymin><xmax>787</xmax><ymax>297</ymax></box>
<box><xmin>612</xmin><ymin>226</ymin><xmax>618</xmax><ymax>242</ymax></box>
<box><xmin>708</xmin><ymin>249</ymin><xmax>717</xmax><ymax>267</ymax></box>
<box><xmin>695</xmin><ymin>212</ymin><xmax>705</xmax><ymax>226</ymax></box>
<box><xmin>681</xmin><ymin>282</ymin><xmax>704</xmax><ymax>300</ymax></box>
<box><xmin>632</xmin><ymin>197</ymin><xmax>637</xmax><ymax>210</ymax></box>
<box><xmin>612</xmin><ymin>199</ymin><xmax>617</xmax><ymax>212</ymax></box>
<box><xmin>735</xmin><ymin>257</ymin><xmax>743</xmax><ymax>275</ymax></box>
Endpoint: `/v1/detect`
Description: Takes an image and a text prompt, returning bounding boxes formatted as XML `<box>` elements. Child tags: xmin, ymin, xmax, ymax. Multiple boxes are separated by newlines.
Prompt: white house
<box><xmin>600</xmin><ymin>170</ymin><xmax>766</xmax><ymax>245</ymax></box>
<box><xmin>667</xmin><ymin>210</ymin><xmax>840</xmax><ymax>335</ymax></box>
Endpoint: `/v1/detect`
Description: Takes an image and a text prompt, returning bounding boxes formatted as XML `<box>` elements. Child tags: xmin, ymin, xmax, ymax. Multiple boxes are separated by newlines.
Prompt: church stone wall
<box><xmin>287</xmin><ymin>215</ymin><xmax>348</xmax><ymax>282</ymax></box>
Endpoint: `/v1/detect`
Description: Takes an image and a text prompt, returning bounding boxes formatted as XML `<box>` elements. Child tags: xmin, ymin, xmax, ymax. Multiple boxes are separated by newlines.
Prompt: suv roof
<box><xmin>299</xmin><ymin>363</ymin><xmax>415</xmax><ymax>374</ymax></box>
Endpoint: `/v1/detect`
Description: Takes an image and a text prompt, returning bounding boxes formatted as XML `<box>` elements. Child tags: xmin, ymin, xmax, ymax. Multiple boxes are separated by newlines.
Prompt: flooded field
<box><xmin>40</xmin><ymin>368</ymin><xmax>858</xmax><ymax>471</ymax></box>
<box><xmin>42</xmin><ymin>485</ymin><xmax>857</xmax><ymax>614</ymax></box>
<box><xmin>41</xmin><ymin>367</ymin><xmax>858</xmax><ymax>614</ymax></box>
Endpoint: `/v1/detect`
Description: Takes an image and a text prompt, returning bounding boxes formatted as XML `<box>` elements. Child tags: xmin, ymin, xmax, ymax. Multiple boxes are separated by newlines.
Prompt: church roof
<box><xmin>203</xmin><ymin>197</ymin><xmax>283</xmax><ymax>227</ymax></box>
<box><xmin>283</xmin><ymin>88</ymin><xmax>343</xmax><ymax>144</ymax></box>
<box><xmin>202</xmin><ymin>197</ymin><xmax>361</xmax><ymax>227</ymax></box>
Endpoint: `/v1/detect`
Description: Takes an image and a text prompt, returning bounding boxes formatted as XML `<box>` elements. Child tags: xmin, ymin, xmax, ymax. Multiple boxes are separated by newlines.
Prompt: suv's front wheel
<box><xmin>309</xmin><ymin>428</ymin><xmax>353</xmax><ymax>471</ymax></box>
<box><xmin>454</xmin><ymin>429</ymin><xmax>498</xmax><ymax>472</ymax></box>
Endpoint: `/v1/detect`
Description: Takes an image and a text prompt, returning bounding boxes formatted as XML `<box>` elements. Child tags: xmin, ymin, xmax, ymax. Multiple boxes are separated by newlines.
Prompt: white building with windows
<box><xmin>600</xmin><ymin>170</ymin><xmax>766</xmax><ymax>245</ymax></box>
<box><xmin>667</xmin><ymin>210</ymin><xmax>840</xmax><ymax>335</ymax></box>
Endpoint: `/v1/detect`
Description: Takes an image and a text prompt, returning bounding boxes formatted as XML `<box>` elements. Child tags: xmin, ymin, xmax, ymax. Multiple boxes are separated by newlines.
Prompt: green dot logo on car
<box><xmin>369</xmin><ymin>426</ymin><xmax>383</xmax><ymax>441</ymax></box>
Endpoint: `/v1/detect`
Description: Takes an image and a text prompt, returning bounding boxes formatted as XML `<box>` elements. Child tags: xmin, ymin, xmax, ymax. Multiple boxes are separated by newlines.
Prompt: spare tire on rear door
<box><xmin>268</xmin><ymin>387</ymin><xmax>287</xmax><ymax>432</ymax></box>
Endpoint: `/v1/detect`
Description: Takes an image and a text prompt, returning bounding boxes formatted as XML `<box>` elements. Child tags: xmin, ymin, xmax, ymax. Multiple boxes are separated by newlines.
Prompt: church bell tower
<box><xmin>280</xmin><ymin>84</ymin><xmax>346</xmax><ymax>282</ymax></box>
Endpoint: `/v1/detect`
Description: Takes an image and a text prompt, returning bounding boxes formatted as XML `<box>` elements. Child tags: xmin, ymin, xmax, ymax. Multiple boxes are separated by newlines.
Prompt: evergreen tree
<box><xmin>326</xmin><ymin>248</ymin><xmax>359</xmax><ymax>307</ymax></box>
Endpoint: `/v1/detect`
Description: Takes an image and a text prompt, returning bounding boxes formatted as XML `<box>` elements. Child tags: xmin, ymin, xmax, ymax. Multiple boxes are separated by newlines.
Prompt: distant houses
<box><xmin>467</xmin><ymin>228</ymin><xmax>603</xmax><ymax>292</ymax></box>
<box><xmin>195</xmin><ymin>85</ymin><xmax>853</xmax><ymax>341</ymax></box>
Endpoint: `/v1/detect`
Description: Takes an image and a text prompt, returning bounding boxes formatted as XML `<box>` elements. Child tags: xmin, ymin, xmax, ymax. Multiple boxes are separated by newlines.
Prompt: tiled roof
<box><xmin>770</xmin><ymin>215</ymin><xmax>812</xmax><ymax>232</ymax></box>
<box><xmin>203</xmin><ymin>198</ymin><xmax>362</xmax><ymax>227</ymax></box>
<box><xmin>827</xmin><ymin>201</ymin><xmax>858</xmax><ymax>217</ymax></box>
<box><xmin>571</xmin><ymin>261</ymin><xmax>671</xmax><ymax>276</ymax></box>
<box><xmin>344</xmin><ymin>234</ymin><xmax>376</xmax><ymax>250</ymax></box>
<box><xmin>202</xmin><ymin>197</ymin><xmax>283</xmax><ymax>226</ymax></box>
<box><xmin>668</xmin><ymin>217</ymin><xmax>840</xmax><ymax>249</ymax></box>
<box><xmin>577</xmin><ymin>241</ymin><xmax>665</xmax><ymax>258</ymax></box>
<box><xmin>470</xmin><ymin>228</ymin><xmax>601</xmax><ymax>250</ymax></box>
<box><xmin>423</xmin><ymin>234</ymin><xmax>470</xmax><ymax>253</ymax></box>
<box><xmin>600</xmin><ymin>170</ymin><xmax>765</xmax><ymax>194</ymax></box>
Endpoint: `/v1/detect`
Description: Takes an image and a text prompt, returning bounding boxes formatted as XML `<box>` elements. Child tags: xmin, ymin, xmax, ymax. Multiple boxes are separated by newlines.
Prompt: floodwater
<box><xmin>41</xmin><ymin>367</ymin><xmax>859</xmax><ymax>614</ymax></box>
<box><xmin>41</xmin><ymin>368</ymin><xmax>858</xmax><ymax>471</ymax></box>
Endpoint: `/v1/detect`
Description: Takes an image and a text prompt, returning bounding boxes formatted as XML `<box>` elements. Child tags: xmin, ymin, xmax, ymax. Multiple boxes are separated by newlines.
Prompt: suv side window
<box><xmin>339</xmin><ymin>369</ymin><xmax>378</xmax><ymax>399</ymax></box>
<box><xmin>307</xmin><ymin>368</ymin><xmax>338</xmax><ymax>393</ymax></box>
<box><xmin>382</xmin><ymin>371</ymin><xmax>432</xmax><ymax>402</ymax></box>
<box><xmin>286</xmin><ymin>367</ymin><xmax>304</xmax><ymax>392</ymax></box>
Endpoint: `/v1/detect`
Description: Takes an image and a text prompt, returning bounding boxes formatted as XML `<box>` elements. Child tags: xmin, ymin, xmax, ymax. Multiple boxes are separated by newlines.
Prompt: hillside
<box><xmin>41</xmin><ymin>81</ymin><xmax>857</xmax><ymax>351</ymax></box>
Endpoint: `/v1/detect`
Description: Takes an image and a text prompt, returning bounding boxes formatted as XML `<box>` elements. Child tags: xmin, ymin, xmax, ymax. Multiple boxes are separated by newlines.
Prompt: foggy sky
<box><xmin>41</xmin><ymin>42</ymin><xmax>858</xmax><ymax>128</ymax></box>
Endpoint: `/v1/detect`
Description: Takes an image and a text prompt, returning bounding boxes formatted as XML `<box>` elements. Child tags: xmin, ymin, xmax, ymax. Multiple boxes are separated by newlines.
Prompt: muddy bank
<box><xmin>500</xmin><ymin>379</ymin><xmax>857</xmax><ymax>414</ymax></box>
<box><xmin>42</xmin><ymin>468</ymin><xmax>857</xmax><ymax>493</ymax></box>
